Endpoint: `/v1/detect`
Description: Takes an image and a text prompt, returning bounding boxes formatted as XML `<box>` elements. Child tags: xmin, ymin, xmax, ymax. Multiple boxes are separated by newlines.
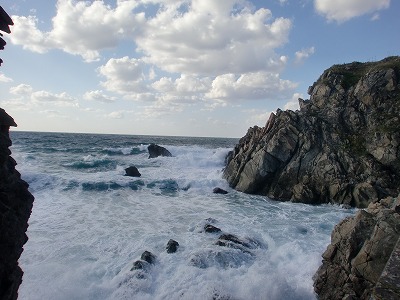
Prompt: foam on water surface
<box><xmin>10</xmin><ymin>132</ymin><xmax>355</xmax><ymax>300</ymax></box>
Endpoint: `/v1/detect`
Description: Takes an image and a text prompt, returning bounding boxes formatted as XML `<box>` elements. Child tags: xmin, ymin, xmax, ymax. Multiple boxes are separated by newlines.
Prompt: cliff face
<box><xmin>0</xmin><ymin>110</ymin><xmax>34</xmax><ymax>300</ymax></box>
<box><xmin>223</xmin><ymin>56</ymin><xmax>400</xmax><ymax>208</ymax></box>
<box><xmin>313</xmin><ymin>195</ymin><xmax>400</xmax><ymax>299</ymax></box>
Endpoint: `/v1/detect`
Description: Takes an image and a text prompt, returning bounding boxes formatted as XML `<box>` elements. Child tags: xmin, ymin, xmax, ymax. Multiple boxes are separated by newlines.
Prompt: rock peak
<box><xmin>223</xmin><ymin>56</ymin><xmax>400</xmax><ymax>208</ymax></box>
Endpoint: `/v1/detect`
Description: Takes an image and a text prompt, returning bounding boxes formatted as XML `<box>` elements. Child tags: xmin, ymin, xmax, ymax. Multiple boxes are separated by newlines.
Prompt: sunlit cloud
<box><xmin>314</xmin><ymin>0</ymin><xmax>390</xmax><ymax>23</ymax></box>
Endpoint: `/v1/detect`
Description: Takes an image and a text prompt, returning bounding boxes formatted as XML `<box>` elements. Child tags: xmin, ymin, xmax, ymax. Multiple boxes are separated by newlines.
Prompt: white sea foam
<box><xmin>11</xmin><ymin>133</ymin><xmax>355</xmax><ymax>300</ymax></box>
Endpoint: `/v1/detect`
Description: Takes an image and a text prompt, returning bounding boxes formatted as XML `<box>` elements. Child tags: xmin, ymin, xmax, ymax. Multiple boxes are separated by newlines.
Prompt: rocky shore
<box><xmin>0</xmin><ymin>110</ymin><xmax>34</xmax><ymax>300</ymax></box>
<box><xmin>223</xmin><ymin>56</ymin><xmax>400</xmax><ymax>208</ymax></box>
<box><xmin>314</xmin><ymin>195</ymin><xmax>400</xmax><ymax>299</ymax></box>
<box><xmin>223</xmin><ymin>57</ymin><xmax>400</xmax><ymax>299</ymax></box>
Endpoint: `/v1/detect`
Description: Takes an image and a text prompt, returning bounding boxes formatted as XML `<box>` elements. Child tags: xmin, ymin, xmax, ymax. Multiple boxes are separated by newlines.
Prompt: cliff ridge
<box><xmin>223</xmin><ymin>56</ymin><xmax>400</xmax><ymax>208</ymax></box>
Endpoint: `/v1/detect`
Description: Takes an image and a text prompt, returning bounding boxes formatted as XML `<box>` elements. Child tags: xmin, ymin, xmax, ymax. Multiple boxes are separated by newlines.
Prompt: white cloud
<box><xmin>137</xmin><ymin>1</ymin><xmax>291</xmax><ymax>75</ymax></box>
<box><xmin>40</xmin><ymin>109</ymin><xmax>69</xmax><ymax>118</ymax></box>
<box><xmin>9</xmin><ymin>83</ymin><xmax>77</xmax><ymax>107</ymax></box>
<box><xmin>31</xmin><ymin>90</ymin><xmax>78</xmax><ymax>107</ymax></box>
<box><xmin>0</xmin><ymin>73</ymin><xmax>13</xmax><ymax>82</ymax></box>
<box><xmin>9</xmin><ymin>0</ymin><xmax>298</xmax><ymax>120</ymax></box>
<box><xmin>10</xmin><ymin>15</ymin><xmax>52</xmax><ymax>53</ymax></box>
<box><xmin>294</xmin><ymin>47</ymin><xmax>315</xmax><ymax>64</ymax></box>
<box><xmin>106</xmin><ymin>111</ymin><xmax>124</xmax><ymax>119</ymax></box>
<box><xmin>11</xmin><ymin>0</ymin><xmax>145</xmax><ymax>61</ymax></box>
<box><xmin>206</xmin><ymin>71</ymin><xmax>297</xmax><ymax>102</ymax></box>
<box><xmin>10</xmin><ymin>84</ymin><xmax>33</xmax><ymax>95</ymax></box>
<box><xmin>284</xmin><ymin>93</ymin><xmax>302</xmax><ymax>111</ymax></box>
<box><xmin>99</xmin><ymin>56</ymin><xmax>148</xmax><ymax>94</ymax></box>
<box><xmin>83</xmin><ymin>90</ymin><xmax>117</xmax><ymax>103</ymax></box>
<box><xmin>314</xmin><ymin>0</ymin><xmax>390</xmax><ymax>23</ymax></box>
<box><xmin>371</xmin><ymin>13</ymin><xmax>380</xmax><ymax>21</ymax></box>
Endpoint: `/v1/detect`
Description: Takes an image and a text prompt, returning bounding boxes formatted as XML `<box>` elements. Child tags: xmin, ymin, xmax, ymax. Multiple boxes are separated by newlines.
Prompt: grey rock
<box><xmin>223</xmin><ymin>56</ymin><xmax>400</xmax><ymax>208</ymax></box>
<box><xmin>313</xmin><ymin>195</ymin><xmax>400</xmax><ymax>299</ymax></box>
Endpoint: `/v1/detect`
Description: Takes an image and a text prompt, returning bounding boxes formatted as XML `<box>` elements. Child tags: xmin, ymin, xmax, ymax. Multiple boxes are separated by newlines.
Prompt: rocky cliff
<box><xmin>313</xmin><ymin>195</ymin><xmax>400</xmax><ymax>299</ymax></box>
<box><xmin>223</xmin><ymin>56</ymin><xmax>400</xmax><ymax>208</ymax></box>
<box><xmin>0</xmin><ymin>110</ymin><xmax>34</xmax><ymax>300</ymax></box>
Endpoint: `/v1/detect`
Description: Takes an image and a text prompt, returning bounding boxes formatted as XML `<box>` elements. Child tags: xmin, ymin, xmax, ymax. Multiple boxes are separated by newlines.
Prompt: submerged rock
<box><xmin>204</xmin><ymin>224</ymin><xmax>222</xmax><ymax>233</ymax></box>
<box><xmin>147</xmin><ymin>143</ymin><xmax>172</xmax><ymax>158</ymax></box>
<box><xmin>313</xmin><ymin>195</ymin><xmax>400</xmax><ymax>299</ymax></box>
<box><xmin>213</xmin><ymin>187</ymin><xmax>228</xmax><ymax>194</ymax></box>
<box><xmin>223</xmin><ymin>56</ymin><xmax>400</xmax><ymax>208</ymax></box>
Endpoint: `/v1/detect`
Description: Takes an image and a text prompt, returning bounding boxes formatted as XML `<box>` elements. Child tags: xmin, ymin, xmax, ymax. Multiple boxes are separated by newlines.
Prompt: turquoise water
<box><xmin>11</xmin><ymin>131</ymin><xmax>355</xmax><ymax>300</ymax></box>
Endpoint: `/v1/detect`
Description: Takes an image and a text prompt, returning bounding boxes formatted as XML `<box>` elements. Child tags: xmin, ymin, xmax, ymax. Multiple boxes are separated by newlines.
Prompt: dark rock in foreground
<box><xmin>223</xmin><ymin>57</ymin><xmax>400</xmax><ymax>208</ymax></box>
<box><xmin>124</xmin><ymin>166</ymin><xmax>141</xmax><ymax>177</ymax></box>
<box><xmin>0</xmin><ymin>109</ymin><xmax>34</xmax><ymax>300</ymax></box>
<box><xmin>148</xmin><ymin>143</ymin><xmax>172</xmax><ymax>159</ymax></box>
<box><xmin>313</xmin><ymin>195</ymin><xmax>400</xmax><ymax>299</ymax></box>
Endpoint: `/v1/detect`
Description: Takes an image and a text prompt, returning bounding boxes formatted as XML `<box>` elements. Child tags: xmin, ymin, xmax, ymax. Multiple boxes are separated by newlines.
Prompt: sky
<box><xmin>0</xmin><ymin>0</ymin><xmax>398</xmax><ymax>137</ymax></box>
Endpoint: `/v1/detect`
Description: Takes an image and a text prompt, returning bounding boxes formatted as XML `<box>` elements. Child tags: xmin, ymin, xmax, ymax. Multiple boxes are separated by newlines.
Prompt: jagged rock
<box><xmin>124</xmin><ymin>166</ymin><xmax>141</xmax><ymax>177</ymax></box>
<box><xmin>223</xmin><ymin>56</ymin><xmax>400</xmax><ymax>208</ymax></box>
<box><xmin>313</xmin><ymin>195</ymin><xmax>400</xmax><ymax>299</ymax></box>
<box><xmin>141</xmin><ymin>251</ymin><xmax>156</xmax><ymax>264</ymax></box>
<box><xmin>131</xmin><ymin>260</ymin><xmax>148</xmax><ymax>271</ymax></box>
<box><xmin>147</xmin><ymin>143</ymin><xmax>172</xmax><ymax>159</ymax></box>
<box><xmin>217</xmin><ymin>234</ymin><xmax>261</xmax><ymax>250</ymax></box>
<box><xmin>166</xmin><ymin>239</ymin><xmax>179</xmax><ymax>253</ymax></box>
<box><xmin>0</xmin><ymin>109</ymin><xmax>34</xmax><ymax>300</ymax></box>
<box><xmin>213</xmin><ymin>187</ymin><xmax>228</xmax><ymax>194</ymax></box>
<box><xmin>204</xmin><ymin>224</ymin><xmax>222</xmax><ymax>233</ymax></box>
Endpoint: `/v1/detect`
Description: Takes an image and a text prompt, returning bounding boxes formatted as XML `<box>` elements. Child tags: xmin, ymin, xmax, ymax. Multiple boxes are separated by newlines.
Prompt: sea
<box><xmin>10</xmin><ymin>131</ymin><xmax>355</xmax><ymax>300</ymax></box>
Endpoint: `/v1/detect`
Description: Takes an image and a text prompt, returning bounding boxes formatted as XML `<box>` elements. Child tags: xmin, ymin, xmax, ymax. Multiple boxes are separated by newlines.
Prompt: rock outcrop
<box><xmin>0</xmin><ymin>110</ymin><xmax>34</xmax><ymax>300</ymax></box>
<box><xmin>313</xmin><ymin>195</ymin><xmax>400</xmax><ymax>299</ymax></box>
<box><xmin>124</xmin><ymin>166</ymin><xmax>141</xmax><ymax>177</ymax></box>
<box><xmin>147</xmin><ymin>143</ymin><xmax>172</xmax><ymax>159</ymax></box>
<box><xmin>223</xmin><ymin>57</ymin><xmax>400</xmax><ymax>208</ymax></box>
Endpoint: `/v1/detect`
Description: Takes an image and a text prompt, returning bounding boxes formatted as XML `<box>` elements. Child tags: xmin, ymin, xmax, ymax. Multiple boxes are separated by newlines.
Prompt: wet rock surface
<box><xmin>223</xmin><ymin>57</ymin><xmax>400</xmax><ymax>208</ymax></box>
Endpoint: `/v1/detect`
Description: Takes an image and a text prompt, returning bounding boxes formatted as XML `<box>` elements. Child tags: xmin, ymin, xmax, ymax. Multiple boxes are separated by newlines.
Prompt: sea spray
<box><xmin>11</xmin><ymin>132</ymin><xmax>355</xmax><ymax>300</ymax></box>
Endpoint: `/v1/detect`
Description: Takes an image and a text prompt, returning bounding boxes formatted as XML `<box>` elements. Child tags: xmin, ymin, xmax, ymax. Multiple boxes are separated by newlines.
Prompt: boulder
<box><xmin>166</xmin><ymin>239</ymin><xmax>179</xmax><ymax>253</ymax></box>
<box><xmin>124</xmin><ymin>166</ymin><xmax>141</xmax><ymax>177</ymax></box>
<box><xmin>141</xmin><ymin>250</ymin><xmax>156</xmax><ymax>264</ymax></box>
<box><xmin>147</xmin><ymin>143</ymin><xmax>172</xmax><ymax>158</ymax></box>
<box><xmin>223</xmin><ymin>56</ymin><xmax>400</xmax><ymax>208</ymax></box>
